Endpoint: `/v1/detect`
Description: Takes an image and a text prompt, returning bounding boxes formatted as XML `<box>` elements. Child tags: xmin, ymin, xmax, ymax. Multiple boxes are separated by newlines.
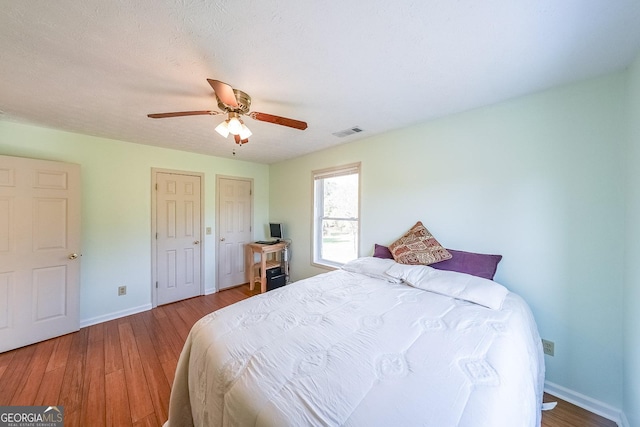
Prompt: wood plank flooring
<box><xmin>0</xmin><ymin>285</ymin><xmax>617</xmax><ymax>427</ymax></box>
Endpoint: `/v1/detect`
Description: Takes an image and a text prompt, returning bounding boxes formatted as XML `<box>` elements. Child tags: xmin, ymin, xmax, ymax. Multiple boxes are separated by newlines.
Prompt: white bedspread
<box><xmin>166</xmin><ymin>268</ymin><xmax>544</xmax><ymax>427</ymax></box>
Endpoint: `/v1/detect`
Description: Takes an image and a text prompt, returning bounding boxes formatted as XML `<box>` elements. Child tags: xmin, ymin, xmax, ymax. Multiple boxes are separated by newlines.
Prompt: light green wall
<box><xmin>270</xmin><ymin>73</ymin><xmax>627</xmax><ymax>409</ymax></box>
<box><xmin>0</xmin><ymin>121</ymin><xmax>270</xmax><ymax>323</ymax></box>
<box><xmin>625</xmin><ymin>55</ymin><xmax>640</xmax><ymax>426</ymax></box>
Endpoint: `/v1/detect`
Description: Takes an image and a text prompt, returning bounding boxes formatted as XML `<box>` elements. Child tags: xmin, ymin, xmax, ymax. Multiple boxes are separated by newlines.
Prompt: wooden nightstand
<box><xmin>245</xmin><ymin>241</ymin><xmax>287</xmax><ymax>293</ymax></box>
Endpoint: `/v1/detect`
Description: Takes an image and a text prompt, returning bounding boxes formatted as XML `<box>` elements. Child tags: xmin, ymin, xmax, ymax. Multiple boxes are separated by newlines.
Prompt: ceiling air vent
<box><xmin>332</xmin><ymin>126</ymin><xmax>363</xmax><ymax>138</ymax></box>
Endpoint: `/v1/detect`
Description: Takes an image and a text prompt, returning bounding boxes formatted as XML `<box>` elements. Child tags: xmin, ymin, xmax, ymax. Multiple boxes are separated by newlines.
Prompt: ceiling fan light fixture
<box><xmin>148</xmin><ymin>79</ymin><xmax>308</xmax><ymax>146</ymax></box>
<box><xmin>227</xmin><ymin>116</ymin><xmax>243</xmax><ymax>135</ymax></box>
<box><xmin>239</xmin><ymin>124</ymin><xmax>252</xmax><ymax>140</ymax></box>
<box><xmin>215</xmin><ymin>120</ymin><xmax>230</xmax><ymax>138</ymax></box>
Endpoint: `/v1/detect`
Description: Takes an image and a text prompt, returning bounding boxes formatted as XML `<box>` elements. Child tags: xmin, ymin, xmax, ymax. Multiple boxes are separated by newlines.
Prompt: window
<box><xmin>312</xmin><ymin>163</ymin><xmax>360</xmax><ymax>268</ymax></box>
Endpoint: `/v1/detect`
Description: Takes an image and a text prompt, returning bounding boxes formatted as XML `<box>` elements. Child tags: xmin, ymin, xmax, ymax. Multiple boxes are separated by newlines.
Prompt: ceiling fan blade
<box><xmin>249</xmin><ymin>112</ymin><xmax>308</xmax><ymax>130</ymax></box>
<box><xmin>147</xmin><ymin>110</ymin><xmax>221</xmax><ymax>119</ymax></box>
<box><xmin>233</xmin><ymin>134</ymin><xmax>250</xmax><ymax>145</ymax></box>
<box><xmin>208</xmin><ymin>79</ymin><xmax>238</xmax><ymax>108</ymax></box>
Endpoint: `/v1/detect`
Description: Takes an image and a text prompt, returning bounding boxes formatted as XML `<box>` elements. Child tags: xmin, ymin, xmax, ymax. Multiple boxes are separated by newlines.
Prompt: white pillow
<box><xmin>386</xmin><ymin>263</ymin><xmax>509</xmax><ymax>310</ymax></box>
<box><xmin>341</xmin><ymin>257</ymin><xmax>402</xmax><ymax>283</ymax></box>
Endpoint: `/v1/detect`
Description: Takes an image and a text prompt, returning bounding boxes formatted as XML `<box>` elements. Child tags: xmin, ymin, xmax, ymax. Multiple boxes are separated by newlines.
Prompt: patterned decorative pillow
<box><xmin>389</xmin><ymin>221</ymin><xmax>452</xmax><ymax>265</ymax></box>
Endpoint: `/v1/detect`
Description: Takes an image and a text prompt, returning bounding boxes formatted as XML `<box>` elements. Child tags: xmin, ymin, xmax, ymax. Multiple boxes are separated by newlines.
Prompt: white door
<box><xmin>217</xmin><ymin>177</ymin><xmax>252</xmax><ymax>290</ymax></box>
<box><xmin>0</xmin><ymin>155</ymin><xmax>81</xmax><ymax>353</ymax></box>
<box><xmin>155</xmin><ymin>171</ymin><xmax>202</xmax><ymax>305</ymax></box>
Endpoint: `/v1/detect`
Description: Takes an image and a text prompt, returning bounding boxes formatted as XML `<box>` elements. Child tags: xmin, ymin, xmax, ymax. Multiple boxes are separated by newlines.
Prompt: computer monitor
<box><xmin>269</xmin><ymin>223</ymin><xmax>283</xmax><ymax>241</ymax></box>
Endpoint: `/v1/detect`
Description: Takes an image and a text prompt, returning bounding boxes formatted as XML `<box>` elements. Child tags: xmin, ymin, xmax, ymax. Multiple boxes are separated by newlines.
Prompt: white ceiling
<box><xmin>2</xmin><ymin>1</ymin><xmax>640</xmax><ymax>164</ymax></box>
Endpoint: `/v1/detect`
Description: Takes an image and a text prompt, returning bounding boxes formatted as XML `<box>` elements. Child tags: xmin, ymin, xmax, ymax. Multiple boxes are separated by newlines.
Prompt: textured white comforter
<box><xmin>166</xmin><ymin>267</ymin><xmax>544</xmax><ymax>427</ymax></box>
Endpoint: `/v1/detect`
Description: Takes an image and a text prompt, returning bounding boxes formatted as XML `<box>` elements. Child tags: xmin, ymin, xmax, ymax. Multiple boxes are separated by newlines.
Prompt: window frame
<box><xmin>311</xmin><ymin>162</ymin><xmax>361</xmax><ymax>269</ymax></box>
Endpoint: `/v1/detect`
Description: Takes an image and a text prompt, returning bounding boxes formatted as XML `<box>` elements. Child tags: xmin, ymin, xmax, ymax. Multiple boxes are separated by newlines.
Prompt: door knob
<box><xmin>68</xmin><ymin>253</ymin><xmax>79</xmax><ymax>260</ymax></box>
<box><xmin>194</xmin><ymin>240</ymin><xmax>200</xmax><ymax>245</ymax></box>
<box><xmin>220</xmin><ymin>237</ymin><xmax>226</xmax><ymax>242</ymax></box>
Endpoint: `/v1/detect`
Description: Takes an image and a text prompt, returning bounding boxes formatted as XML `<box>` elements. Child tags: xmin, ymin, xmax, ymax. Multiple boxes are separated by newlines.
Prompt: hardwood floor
<box><xmin>0</xmin><ymin>285</ymin><xmax>617</xmax><ymax>427</ymax></box>
<box><xmin>542</xmin><ymin>395</ymin><xmax>617</xmax><ymax>427</ymax></box>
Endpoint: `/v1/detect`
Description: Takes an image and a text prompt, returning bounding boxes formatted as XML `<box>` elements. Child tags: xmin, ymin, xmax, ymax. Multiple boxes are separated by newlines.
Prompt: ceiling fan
<box><xmin>147</xmin><ymin>79</ymin><xmax>308</xmax><ymax>145</ymax></box>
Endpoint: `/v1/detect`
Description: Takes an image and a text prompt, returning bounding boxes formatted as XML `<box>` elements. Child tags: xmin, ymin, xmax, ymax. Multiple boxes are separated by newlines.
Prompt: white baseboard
<box><xmin>80</xmin><ymin>303</ymin><xmax>152</xmax><ymax>328</ymax></box>
<box><xmin>620</xmin><ymin>412</ymin><xmax>630</xmax><ymax>427</ymax></box>
<box><xmin>544</xmin><ymin>381</ymin><xmax>627</xmax><ymax>427</ymax></box>
<box><xmin>79</xmin><ymin>288</ymin><xmax>219</xmax><ymax>328</ymax></box>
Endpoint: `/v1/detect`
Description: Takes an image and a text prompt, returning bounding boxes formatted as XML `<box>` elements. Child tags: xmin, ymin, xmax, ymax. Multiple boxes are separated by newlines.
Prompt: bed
<box><xmin>165</xmin><ymin>257</ymin><xmax>545</xmax><ymax>427</ymax></box>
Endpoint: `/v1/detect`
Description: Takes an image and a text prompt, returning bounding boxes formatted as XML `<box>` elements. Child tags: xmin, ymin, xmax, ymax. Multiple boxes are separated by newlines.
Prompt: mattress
<box><xmin>165</xmin><ymin>260</ymin><xmax>544</xmax><ymax>427</ymax></box>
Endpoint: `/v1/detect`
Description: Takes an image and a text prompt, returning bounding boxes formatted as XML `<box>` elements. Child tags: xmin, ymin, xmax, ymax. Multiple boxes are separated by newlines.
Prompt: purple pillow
<box><xmin>430</xmin><ymin>249</ymin><xmax>502</xmax><ymax>280</ymax></box>
<box><xmin>374</xmin><ymin>244</ymin><xmax>502</xmax><ymax>280</ymax></box>
<box><xmin>373</xmin><ymin>244</ymin><xmax>393</xmax><ymax>259</ymax></box>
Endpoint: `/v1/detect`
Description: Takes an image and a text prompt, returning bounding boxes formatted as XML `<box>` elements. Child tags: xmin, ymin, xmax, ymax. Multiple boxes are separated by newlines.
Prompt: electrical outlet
<box><xmin>542</xmin><ymin>339</ymin><xmax>555</xmax><ymax>356</ymax></box>
<box><xmin>206</xmin><ymin>227</ymin><xmax>212</xmax><ymax>235</ymax></box>
<box><xmin>118</xmin><ymin>285</ymin><xmax>126</xmax><ymax>296</ymax></box>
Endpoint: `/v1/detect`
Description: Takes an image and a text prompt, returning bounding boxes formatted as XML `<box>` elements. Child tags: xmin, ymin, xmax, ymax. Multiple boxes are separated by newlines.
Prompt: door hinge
<box><xmin>156</xmin><ymin>232</ymin><xmax>158</xmax><ymax>239</ymax></box>
<box><xmin>155</xmin><ymin>281</ymin><xmax>158</xmax><ymax>288</ymax></box>
<box><xmin>155</xmin><ymin>183</ymin><xmax>158</xmax><ymax>190</ymax></box>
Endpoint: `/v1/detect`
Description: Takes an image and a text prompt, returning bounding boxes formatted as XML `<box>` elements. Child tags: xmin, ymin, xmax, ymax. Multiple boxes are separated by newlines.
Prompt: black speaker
<box><xmin>266</xmin><ymin>266</ymin><xmax>286</xmax><ymax>291</ymax></box>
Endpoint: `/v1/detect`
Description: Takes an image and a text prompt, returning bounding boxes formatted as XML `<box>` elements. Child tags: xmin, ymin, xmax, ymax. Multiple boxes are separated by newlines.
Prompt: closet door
<box><xmin>217</xmin><ymin>176</ymin><xmax>252</xmax><ymax>290</ymax></box>
<box><xmin>154</xmin><ymin>170</ymin><xmax>203</xmax><ymax>305</ymax></box>
<box><xmin>0</xmin><ymin>155</ymin><xmax>81</xmax><ymax>353</ymax></box>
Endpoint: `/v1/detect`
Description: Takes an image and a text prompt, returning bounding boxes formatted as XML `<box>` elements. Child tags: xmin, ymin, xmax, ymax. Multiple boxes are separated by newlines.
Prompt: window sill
<box><xmin>311</xmin><ymin>261</ymin><xmax>341</xmax><ymax>271</ymax></box>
